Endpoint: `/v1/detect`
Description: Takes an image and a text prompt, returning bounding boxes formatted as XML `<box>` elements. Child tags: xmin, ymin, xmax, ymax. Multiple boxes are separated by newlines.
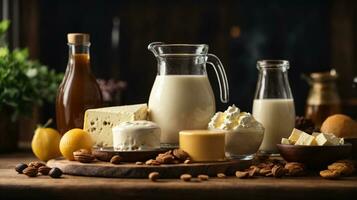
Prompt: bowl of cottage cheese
<box><xmin>208</xmin><ymin>105</ymin><xmax>265</xmax><ymax>160</ymax></box>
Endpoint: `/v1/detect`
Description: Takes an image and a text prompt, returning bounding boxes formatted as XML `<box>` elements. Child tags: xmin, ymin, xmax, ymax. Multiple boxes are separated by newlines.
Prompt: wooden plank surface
<box><xmin>46</xmin><ymin>158</ymin><xmax>251</xmax><ymax>178</ymax></box>
<box><xmin>1</xmin><ymin>152</ymin><xmax>357</xmax><ymax>200</ymax></box>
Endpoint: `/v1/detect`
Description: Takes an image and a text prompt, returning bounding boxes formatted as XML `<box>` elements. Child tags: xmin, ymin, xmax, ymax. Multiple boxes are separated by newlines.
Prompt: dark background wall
<box><xmin>14</xmin><ymin>0</ymin><xmax>357</xmax><ymax>117</ymax></box>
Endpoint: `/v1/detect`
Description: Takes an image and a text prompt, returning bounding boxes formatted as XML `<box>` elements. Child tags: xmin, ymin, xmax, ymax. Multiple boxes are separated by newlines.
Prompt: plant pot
<box><xmin>0</xmin><ymin>110</ymin><xmax>19</xmax><ymax>153</ymax></box>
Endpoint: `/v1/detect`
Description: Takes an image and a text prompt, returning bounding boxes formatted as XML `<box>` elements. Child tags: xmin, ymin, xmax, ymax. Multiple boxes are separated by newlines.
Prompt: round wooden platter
<box><xmin>47</xmin><ymin>158</ymin><xmax>252</xmax><ymax>178</ymax></box>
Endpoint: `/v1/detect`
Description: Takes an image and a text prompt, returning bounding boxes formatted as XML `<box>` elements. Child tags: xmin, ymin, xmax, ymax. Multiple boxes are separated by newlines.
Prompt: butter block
<box><xmin>83</xmin><ymin>104</ymin><xmax>148</xmax><ymax>147</ymax></box>
<box><xmin>315</xmin><ymin>133</ymin><xmax>329</xmax><ymax>146</ymax></box>
<box><xmin>281</xmin><ymin>138</ymin><xmax>291</xmax><ymax>145</ymax></box>
<box><xmin>324</xmin><ymin>133</ymin><xmax>344</xmax><ymax>145</ymax></box>
<box><xmin>295</xmin><ymin>132</ymin><xmax>317</xmax><ymax>146</ymax></box>
<box><xmin>288</xmin><ymin>128</ymin><xmax>306</xmax><ymax>144</ymax></box>
<box><xmin>179</xmin><ymin>130</ymin><xmax>226</xmax><ymax>162</ymax></box>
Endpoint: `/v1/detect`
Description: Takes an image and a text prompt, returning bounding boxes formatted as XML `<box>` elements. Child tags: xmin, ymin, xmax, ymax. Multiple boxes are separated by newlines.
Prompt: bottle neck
<box><xmin>68</xmin><ymin>43</ymin><xmax>90</xmax><ymax>56</ymax></box>
<box><xmin>255</xmin><ymin>66</ymin><xmax>293</xmax><ymax>99</ymax></box>
<box><xmin>67</xmin><ymin>43</ymin><xmax>91</xmax><ymax>71</ymax></box>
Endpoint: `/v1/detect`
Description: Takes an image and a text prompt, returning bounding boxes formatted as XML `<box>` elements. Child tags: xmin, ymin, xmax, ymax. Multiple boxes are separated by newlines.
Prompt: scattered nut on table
<box><xmin>110</xmin><ymin>155</ymin><xmax>122</xmax><ymax>164</ymax></box>
<box><xmin>197</xmin><ymin>174</ymin><xmax>209</xmax><ymax>181</ymax></box>
<box><xmin>180</xmin><ymin>174</ymin><xmax>192</xmax><ymax>182</ymax></box>
<box><xmin>23</xmin><ymin>167</ymin><xmax>38</xmax><ymax>177</ymax></box>
<box><xmin>28</xmin><ymin>161</ymin><xmax>46</xmax><ymax>169</ymax></box>
<box><xmin>235</xmin><ymin>171</ymin><xmax>249</xmax><ymax>179</ymax></box>
<box><xmin>73</xmin><ymin>149</ymin><xmax>95</xmax><ymax>163</ymax></box>
<box><xmin>49</xmin><ymin>167</ymin><xmax>63</xmax><ymax>178</ymax></box>
<box><xmin>217</xmin><ymin>173</ymin><xmax>226</xmax><ymax>178</ymax></box>
<box><xmin>148</xmin><ymin>172</ymin><xmax>159</xmax><ymax>182</ymax></box>
<box><xmin>38</xmin><ymin>166</ymin><xmax>52</xmax><ymax>175</ymax></box>
<box><xmin>320</xmin><ymin>169</ymin><xmax>341</xmax><ymax>179</ymax></box>
<box><xmin>15</xmin><ymin>163</ymin><xmax>28</xmax><ymax>174</ymax></box>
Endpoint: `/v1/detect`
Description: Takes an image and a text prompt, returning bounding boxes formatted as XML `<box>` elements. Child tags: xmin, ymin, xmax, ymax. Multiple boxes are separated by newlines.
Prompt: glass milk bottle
<box><xmin>252</xmin><ymin>60</ymin><xmax>295</xmax><ymax>154</ymax></box>
<box><xmin>148</xmin><ymin>42</ymin><xmax>229</xmax><ymax>148</ymax></box>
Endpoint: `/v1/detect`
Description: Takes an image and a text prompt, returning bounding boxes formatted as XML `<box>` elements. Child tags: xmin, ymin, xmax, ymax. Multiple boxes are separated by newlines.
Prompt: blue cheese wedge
<box><xmin>83</xmin><ymin>104</ymin><xmax>148</xmax><ymax>148</ymax></box>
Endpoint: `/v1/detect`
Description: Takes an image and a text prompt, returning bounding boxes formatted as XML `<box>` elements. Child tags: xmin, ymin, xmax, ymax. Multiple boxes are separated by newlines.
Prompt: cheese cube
<box><xmin>324</xmin><ymin>133</ymin><xmax>342</xmax><ymax>145</ymax></box>
<box><xmin>295</xmin><ymin>132</ymin><xmax>317</xmax><ymax>146</ymax></box>
<box><xmin>281</xmin><ymin>138</ymin><xmax>291</xmax><ymax>145</ymax></box>
<box><xmin>83</xmin><ymin>104</ymin><xmax>148</xmax><ymax>147</ymax></box>
<box><xmin>288</xmin><ymin>128</ymin><xmax>306</xmax><ymax>144</ymax></box>
<box><xmin>315</xmin><ymin>133</ymin><xmax>329</xmax><ymax>146</ymax></box>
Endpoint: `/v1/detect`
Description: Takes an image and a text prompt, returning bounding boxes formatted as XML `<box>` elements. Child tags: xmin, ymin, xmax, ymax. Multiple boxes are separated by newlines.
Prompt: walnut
<box><xmin>28</xmin><ymin>161</ymin><xmax>46</xmax><ymax>169</ymax></box>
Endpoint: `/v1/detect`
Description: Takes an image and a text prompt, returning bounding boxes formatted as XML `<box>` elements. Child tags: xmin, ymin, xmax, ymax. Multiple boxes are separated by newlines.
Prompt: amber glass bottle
<box><xmin>56</xmin><ymin>33</ymin><xmax>103</xmax><ymax>134</ymax></box>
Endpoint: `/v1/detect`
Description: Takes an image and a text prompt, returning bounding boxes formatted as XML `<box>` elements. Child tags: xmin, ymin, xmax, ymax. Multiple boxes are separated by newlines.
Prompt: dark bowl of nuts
<box><xmin>344</xmin><ymin>138</ymin><xmax>357</xmax><ymax>160</ymax></box>
<box><xmin>277</xmin><ymin>144</ymin><xmax>352</xmax><ymax>169</ymax></box>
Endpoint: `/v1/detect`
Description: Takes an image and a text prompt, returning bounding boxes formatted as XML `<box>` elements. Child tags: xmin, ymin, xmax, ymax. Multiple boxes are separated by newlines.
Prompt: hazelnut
<box><xmin>148</xmin><ymin>172</ymin><xmax>160</xmax><ymax>182</ymax></box>
<box><xmin>198</xmin><ymin>174</ymin><xmax>209</xmax><ymax>181</ymax></box>
<box><xmin>110</xmin><ymin>155</ymin><xmax>122</xmax><ymax>165</ymax></box>
<box><xmin>180</xmin><ymin>174</ymin><xmax>192</xmax><ymax>182</ymax></box>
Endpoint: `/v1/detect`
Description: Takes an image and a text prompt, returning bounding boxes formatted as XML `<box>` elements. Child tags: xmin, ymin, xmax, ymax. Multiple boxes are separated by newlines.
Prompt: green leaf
<box><xmin>0</xmin><ymin>47</ymin><xmax>9</xmax><ymax>57</ymax></box>
<box><xmin>0</xmin><ymin>20</ymin><xmax>64</xmax><ymax>121</ymax></box>
<box><xmin>0</xmin><ymin>20</ymin><xmax>10</xmax><ymax>35</ymax></box>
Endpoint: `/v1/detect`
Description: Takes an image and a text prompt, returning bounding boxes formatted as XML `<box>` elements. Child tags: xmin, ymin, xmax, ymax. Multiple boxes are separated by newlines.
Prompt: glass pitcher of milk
<box><xmin>148</xmin><ymin>42</ymin><xmax>229</xmax><ymax>148</ymax></box>
<box><xmin>252</xmin><ymin>60</ymin><xmax>295</xmax><ymax>154</ymax></box>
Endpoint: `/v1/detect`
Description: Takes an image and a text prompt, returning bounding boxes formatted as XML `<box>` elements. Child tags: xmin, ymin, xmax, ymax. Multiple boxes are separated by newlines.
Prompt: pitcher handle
<box><xmin>207</xmin><ymin>54</ymin><xmax>229</xmax><ymax>103</ymax></box>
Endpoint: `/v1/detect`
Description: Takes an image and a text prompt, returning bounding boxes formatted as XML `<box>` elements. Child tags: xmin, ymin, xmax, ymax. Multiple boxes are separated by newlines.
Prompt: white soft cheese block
<box><xmin>83</xmin><ymin>104</ymin><xmax>148</xmax><ymax>147</ymax></box>
<box><xmin>112</xmin><ymin>120</ymin><xmax>161</xmax><ymax>151</ymax></box>
<box><xmin>295</xmin><ymin>132</ymin><xmax>317</xmax><ymax>146</ymax></box>
<box><xmin>288</xmin><ymin>128</ymin><xmax>305</xmax><ymax>144</ymax></box>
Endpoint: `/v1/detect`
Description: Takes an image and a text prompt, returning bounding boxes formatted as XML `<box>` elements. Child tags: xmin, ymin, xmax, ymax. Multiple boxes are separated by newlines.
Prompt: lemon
<box><xmin>31</xmin><ymin>126</ymin><xmax>62</xmax><ymax>161</ymax></box>
<box><xmin>60</xmin><ymin>128</ymin><xmax>93</xmax><ymax>160</ymax></box>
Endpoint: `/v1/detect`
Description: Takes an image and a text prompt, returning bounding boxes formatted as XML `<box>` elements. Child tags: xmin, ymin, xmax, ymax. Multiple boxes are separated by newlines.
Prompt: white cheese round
<box><xmin>112</xmin><ymin>120</ymin><xmax>161</xmax><ymax>151</ymax></box>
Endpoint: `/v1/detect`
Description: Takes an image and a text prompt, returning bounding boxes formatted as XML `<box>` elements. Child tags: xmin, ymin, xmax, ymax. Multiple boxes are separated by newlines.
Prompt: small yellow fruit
<box><xmin>31</xmin><ymin>127</ymin><xmax>62</xmax><ymax>161</ymax></box>
<box><xmin>59</xmin><ymin>128</ymin><xmax>93</xmax><ymax>160</ymax></box>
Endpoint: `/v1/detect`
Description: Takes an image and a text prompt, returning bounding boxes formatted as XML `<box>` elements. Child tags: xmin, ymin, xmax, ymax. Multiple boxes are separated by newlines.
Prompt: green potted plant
<box><xmin>0</xmin><ymin>20</ymin><xmax>63</xmax><ymax>152</ymax></box>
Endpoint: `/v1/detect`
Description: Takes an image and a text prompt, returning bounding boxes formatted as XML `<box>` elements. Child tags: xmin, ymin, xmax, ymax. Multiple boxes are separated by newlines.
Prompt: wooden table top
<box><xmin>1</xmin><ymin>152</ymin><xmax>357</xmax><ymax>200</ymax></box>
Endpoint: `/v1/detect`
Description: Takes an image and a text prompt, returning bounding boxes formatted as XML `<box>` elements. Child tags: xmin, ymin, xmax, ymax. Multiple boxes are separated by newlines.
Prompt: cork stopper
<box><xmin>67</xmin><ymin>33</ymin><xmax>90</xmax><ymax>44</ymax></box>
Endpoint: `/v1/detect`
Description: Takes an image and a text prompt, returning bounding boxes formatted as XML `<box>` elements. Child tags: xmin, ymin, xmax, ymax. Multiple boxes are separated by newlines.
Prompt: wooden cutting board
<box><xmin>47</xmin><ymin>158</ymin><xmax>252</xmax><ymax>178</ymax></box>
